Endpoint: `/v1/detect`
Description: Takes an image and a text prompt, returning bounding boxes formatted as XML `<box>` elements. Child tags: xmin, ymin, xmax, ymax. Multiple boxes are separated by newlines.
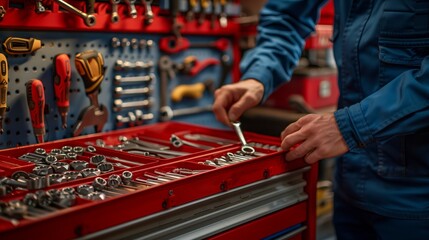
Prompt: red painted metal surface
<box><xmin>209</xmin><ymin>202</ymin><xmax>307</xmax><ymax>240</ymax></box>
<box><xmin>0</xmin><ymin>122</ymin><xmax>317</xmax><ymax>239</ymax></box>
<box><xmin>264</xmin><ymin>67</ymin><xmax>339</xmax><ymax>110</ymax></box>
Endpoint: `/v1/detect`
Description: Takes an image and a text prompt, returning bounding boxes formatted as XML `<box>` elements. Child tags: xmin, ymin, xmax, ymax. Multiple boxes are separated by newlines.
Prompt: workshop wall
<box><xmin>0</xmin><ymin>0</ymin><xmax>241</xmax><ymax>149</ymax></box>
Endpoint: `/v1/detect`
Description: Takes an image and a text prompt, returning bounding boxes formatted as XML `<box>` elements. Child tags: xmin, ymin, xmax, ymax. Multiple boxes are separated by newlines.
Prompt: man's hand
<box><xmin>213</xmin><ymin>79</ymin><xmax>264</xmax><ymax>125</ymax></box>
<box><xmin>280</xmin><ymin>113</ymin><xmax>349</xmax><ymax>164</ymax></box>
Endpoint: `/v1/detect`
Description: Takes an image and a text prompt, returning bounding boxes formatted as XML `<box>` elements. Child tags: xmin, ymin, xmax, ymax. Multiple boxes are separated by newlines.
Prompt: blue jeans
<box><xmin>333</xmin><ymin>195</ymin><xmax>429</xmax><ymax>240</ymax></box>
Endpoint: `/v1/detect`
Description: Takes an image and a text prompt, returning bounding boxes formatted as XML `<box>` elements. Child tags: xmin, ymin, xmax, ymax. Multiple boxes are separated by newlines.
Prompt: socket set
<box><xmin>0</xmin><ymin>121</ymin><xmax>317</xmax><ymax>239</ymax></box>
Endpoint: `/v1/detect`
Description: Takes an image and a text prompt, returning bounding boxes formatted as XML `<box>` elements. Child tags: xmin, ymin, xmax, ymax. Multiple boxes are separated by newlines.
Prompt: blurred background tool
<box><xmin>73</xmin><ymin>50</ymin><xmax>108</xmax><ymax>136</ymax></box>
<box><xmin>0</xmin><ymin>53</ymin><xmax>7</xmax><ymax>134</ymax></box>
<box><xmin>2</xmin><ymin>37</ymin><xmax>42</xmax><ymax>55</ymax></box>
<box><xmin>171</xmin><ymin>79</ymin><xmax>214</xmax><ymax>102</ymax></box>
<box><xmin>53</xmin><ymin>53</ymin><xmax>71</xmax><ymax>129</ymax></box>
<box><xmin>25</xmin><ymin>79</ymin><xmax>45</xmax><ymax>143</ymax></box>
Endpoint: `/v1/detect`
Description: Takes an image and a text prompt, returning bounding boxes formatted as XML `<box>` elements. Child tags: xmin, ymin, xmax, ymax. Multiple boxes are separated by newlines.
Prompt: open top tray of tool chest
<box><xmin>0</xmin><ymin>122</ymin><xmax>317</xmax><ymax>239</ymax></box>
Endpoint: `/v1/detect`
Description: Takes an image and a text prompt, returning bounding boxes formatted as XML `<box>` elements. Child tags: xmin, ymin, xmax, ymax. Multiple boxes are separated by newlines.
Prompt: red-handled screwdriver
<box><xmin>26</xmin><ymin>79</ymin><xmax>45</xmax><ymax>143</ymax></box>
<box><xmin>0</xmin><ymin>53</ymin><xmax>8</xmax><ymax>134</ymax></box>
<box><xmin>53</xmin><ymin>54</ymin><xmax>71</xmax><ymax>129</ymax></box>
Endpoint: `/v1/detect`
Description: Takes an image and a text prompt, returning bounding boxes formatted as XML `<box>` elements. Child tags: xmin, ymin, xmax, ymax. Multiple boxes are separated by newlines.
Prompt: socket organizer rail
<box><xmin>0</xmin><ymin>122</ymin><xmax>318</xmax><ymax>239</ymax></box>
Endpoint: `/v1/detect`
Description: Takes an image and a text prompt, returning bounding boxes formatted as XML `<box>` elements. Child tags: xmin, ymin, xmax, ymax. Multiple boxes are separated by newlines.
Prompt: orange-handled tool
<box><xmin>26</xmin><ymin>79</ymin><xmax>45</xmax><ymax>143</ymax></box>
<box><xmin>54</xmin><ymin>54</ymin><xmax>71</xmax><ymax>129</ymax></box>
<box><xmin>171</xmin><ymin>79</ymin><xmax>214</xmax><ymax>102</ymax></box>
<box><xmin>0</xmin><ymin>53</ymin><xmax>8</xmax><ymax>134</ymax></box>
<box><xmin>75</xmin><ymin>50</ymin><xmax>105</xmax><ymax>94</ymax></box>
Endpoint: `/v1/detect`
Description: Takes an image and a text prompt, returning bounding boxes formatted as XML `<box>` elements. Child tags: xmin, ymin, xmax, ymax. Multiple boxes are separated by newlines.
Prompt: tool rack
<box><xmin>0</xmin><ymin>1</ymin><xmax>318</xmax><ymax>239</ymax></box>
<box><xmin>0</xmin><ymin>121</ymin><xmax>317</xmax><ymax>239</ymax></box>
<box><xmin>0</xmin><ymin>0</ymin><xmax>241</xmax><ymax>148</ymax></box>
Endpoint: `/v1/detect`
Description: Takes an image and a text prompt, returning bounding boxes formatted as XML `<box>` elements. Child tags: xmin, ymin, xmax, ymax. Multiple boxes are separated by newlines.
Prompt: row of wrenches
<box><xmin>43</xmin><ymin>0</ymin><xmax>154</xmax><ymax>27</ymax></box>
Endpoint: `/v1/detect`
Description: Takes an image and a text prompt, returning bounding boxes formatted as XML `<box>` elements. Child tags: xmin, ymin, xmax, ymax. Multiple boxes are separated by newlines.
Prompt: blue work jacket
<box><xmin>241</xmin><ymin>0</ymin><xmax>429</xmax><ymax>219</ymax></box>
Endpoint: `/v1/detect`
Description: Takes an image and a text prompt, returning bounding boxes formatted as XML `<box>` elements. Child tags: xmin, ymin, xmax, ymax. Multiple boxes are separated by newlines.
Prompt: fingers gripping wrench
<box><xmin>54</xmin><ymin>0</ymin><xmax>96</xmax><ymax>27</ymax></box>
<box><xmin>73</xmin><ymin>50</ymin><xmax>108</xmax><ymax>136</ymax></box>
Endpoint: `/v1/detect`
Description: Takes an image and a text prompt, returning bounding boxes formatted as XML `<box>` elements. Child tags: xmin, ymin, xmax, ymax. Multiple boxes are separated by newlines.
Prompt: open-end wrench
<box><xmin>170</xmin><ymin>134</ymin><xmax>213</xmax><ymax>150</ymax></box>
<box><xmin>110</xmin><ymin>0</ymin><xmax>120</xmax><ymax>23</ymax></box>
<box><xmin>183</xmin><ymin>133</ymin><xmax>238</xmax><ymax>145</ymax></box>
<box><xmin>160</xmin><ymin>104</ymin><xmax>213</xmax><ymax>122</ymax></box>
<box><xmin>114</xmin><ymin>73</ymin><xmax>154</xmax><ymax>85</ymax></box>
<box><xmin>143</xmin><ymin>0</ymin><xmax>154</xmax><ymax>25</ymax></box>
<box><xmin>119</xmin><ymin>143</ymin><xmax>189</xmax><ymax>157</ymax></box>
<box><xmin>113</xmin><ymin>99</ymin><xmax>152</xmax><ymax>112</ymax></box>
<box><xmin>231</xmin><ymin>121</ymin><xmax>255</xmax><ymax>155</ymax></box>
<box><xmin>54</xmin><ymin>0</ymin><xmax>96</xmax><ymax>27</ymax></box>
<box><xmin>124</xmin><ymin>0</ymin><xmax>137</xmax><ymax>18</ymax></box>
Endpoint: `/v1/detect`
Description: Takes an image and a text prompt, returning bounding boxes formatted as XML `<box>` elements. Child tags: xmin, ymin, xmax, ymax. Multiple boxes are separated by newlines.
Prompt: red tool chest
<box><xmin>0</xmin><ymin>122</ymin><xmax>317</xmax><ymax>239</ymax></box>
<box><xmin>264</xmin><ymin>67</ymin><xmax>338</xmax><ymax>110</ymax></box>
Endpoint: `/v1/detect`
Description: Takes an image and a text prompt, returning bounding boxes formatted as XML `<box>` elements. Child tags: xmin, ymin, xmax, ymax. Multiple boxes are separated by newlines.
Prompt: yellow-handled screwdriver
<box><xmin>0</xmin><ymin>53</ymin><xmax>8</xmax><ymax>134</ymax></box>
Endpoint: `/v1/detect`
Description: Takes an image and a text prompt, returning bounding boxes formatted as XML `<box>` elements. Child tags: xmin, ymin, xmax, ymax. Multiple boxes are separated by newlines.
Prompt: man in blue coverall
<box><xmin>213</xmin><ymin>0</ymin><xmax>429</xmax><ymax>239</ymax></box>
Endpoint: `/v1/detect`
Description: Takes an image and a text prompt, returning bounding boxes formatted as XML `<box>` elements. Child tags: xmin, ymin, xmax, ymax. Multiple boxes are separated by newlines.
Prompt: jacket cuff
<box><xmin>240</xmin><ymin>62</ymin><xmax>273</xmax><ymax>103</ymax></box>
<box><xmin>334</xmin><ymin>104</ymin><xmax>374</xmax><ymax>150</ymax></box>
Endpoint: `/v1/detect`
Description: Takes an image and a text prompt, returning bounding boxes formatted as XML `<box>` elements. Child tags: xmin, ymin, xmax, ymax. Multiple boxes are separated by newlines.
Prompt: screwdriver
<box><xmin>53</xmin><ymin>54</ymin><xmax>71</xmax><ymax>129</ymax></box>
<box><xmin>0</xmin><ymin>53</ymin><xmax>8</xmax><ymax>134</ymax></box>
<box><xmin>26</xmin><ymin>79</ymin><xmax>45</xmax><ymax>143</ymax></box>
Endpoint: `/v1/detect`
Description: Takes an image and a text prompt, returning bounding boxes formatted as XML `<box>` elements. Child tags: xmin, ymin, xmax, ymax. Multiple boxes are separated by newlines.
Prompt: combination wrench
<box><xmin>110</xmin><ymin>0</ymin><xmax>120</xmax><ymax>23</ymax></box>
<box><xmin>54</xmin><ymin>0</ymin><xmax>96</xmax><ymax>27</ymax></box>
<box><xmin>170</xmin><ymin>134</ymin><xmax>213</xmax><ymax>150</ymax></box>
<box><xmin>113</xmin><ymin>99</ymin><xmax>153</xmax><ymax>112</ymax></box>
<box><xmin>124</xmin><ymin>0</ymin><xmax>137</xmax><ymax>18</ymax></box>
<box><xmin>114</xmin><ymin>86</ymin><xmax>152</xmax><ymax>97</ymax></box>
<box><xmin>143</xmin><ymin>0</ymin><xmax>154</xmax><ymax>25</ymax></box>
<box><xmin>114</xmin><ymin>73</ymin><xmax>155</xmax><ymax>85</ymax></box>
<box><xmin>231</xmin><ymin>121</ymin><xmax>255</xmax><ymax>155</ymax></box>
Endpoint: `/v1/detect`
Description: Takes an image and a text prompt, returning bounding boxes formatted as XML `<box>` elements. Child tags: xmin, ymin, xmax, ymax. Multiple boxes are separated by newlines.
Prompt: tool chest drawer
<box><xmin>0</xmin><ymin>122</ymin><xmax>317</xmax><ymax>239</ymax></box>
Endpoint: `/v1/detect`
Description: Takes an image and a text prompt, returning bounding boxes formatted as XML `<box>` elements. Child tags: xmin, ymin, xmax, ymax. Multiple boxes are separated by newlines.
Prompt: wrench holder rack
<box><xmin>0</xmin><ymin>121</ymin><xmax>318</xmax><ymax>239</ymax></box>
<box><xmin>0</xmin><ymin>0</ymin><xmax>242</xmax><ymax>148</ymax></box>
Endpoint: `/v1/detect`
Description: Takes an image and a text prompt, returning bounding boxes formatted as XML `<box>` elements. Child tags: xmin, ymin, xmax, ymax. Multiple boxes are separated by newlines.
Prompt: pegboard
<box><xmin>0</xmin><ymin>0</ymin><xmax>243</xmax><ymax>149</ymax></box>
<box><xmin>0</xmin><ymin>30</ymin><xmax>234</xmax><ymax>149</ymax></box>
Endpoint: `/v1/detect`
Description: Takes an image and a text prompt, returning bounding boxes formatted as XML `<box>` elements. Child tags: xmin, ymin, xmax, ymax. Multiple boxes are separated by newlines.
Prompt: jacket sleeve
<box><xmin>335</xmin><ymin>57</ymin><xmax>429</xmax><ymax>150</ymax></box>
<box><xmin>240</xmin><ymin>0</ymin><xmax>328</xmax><ymax>101</ymax></box>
